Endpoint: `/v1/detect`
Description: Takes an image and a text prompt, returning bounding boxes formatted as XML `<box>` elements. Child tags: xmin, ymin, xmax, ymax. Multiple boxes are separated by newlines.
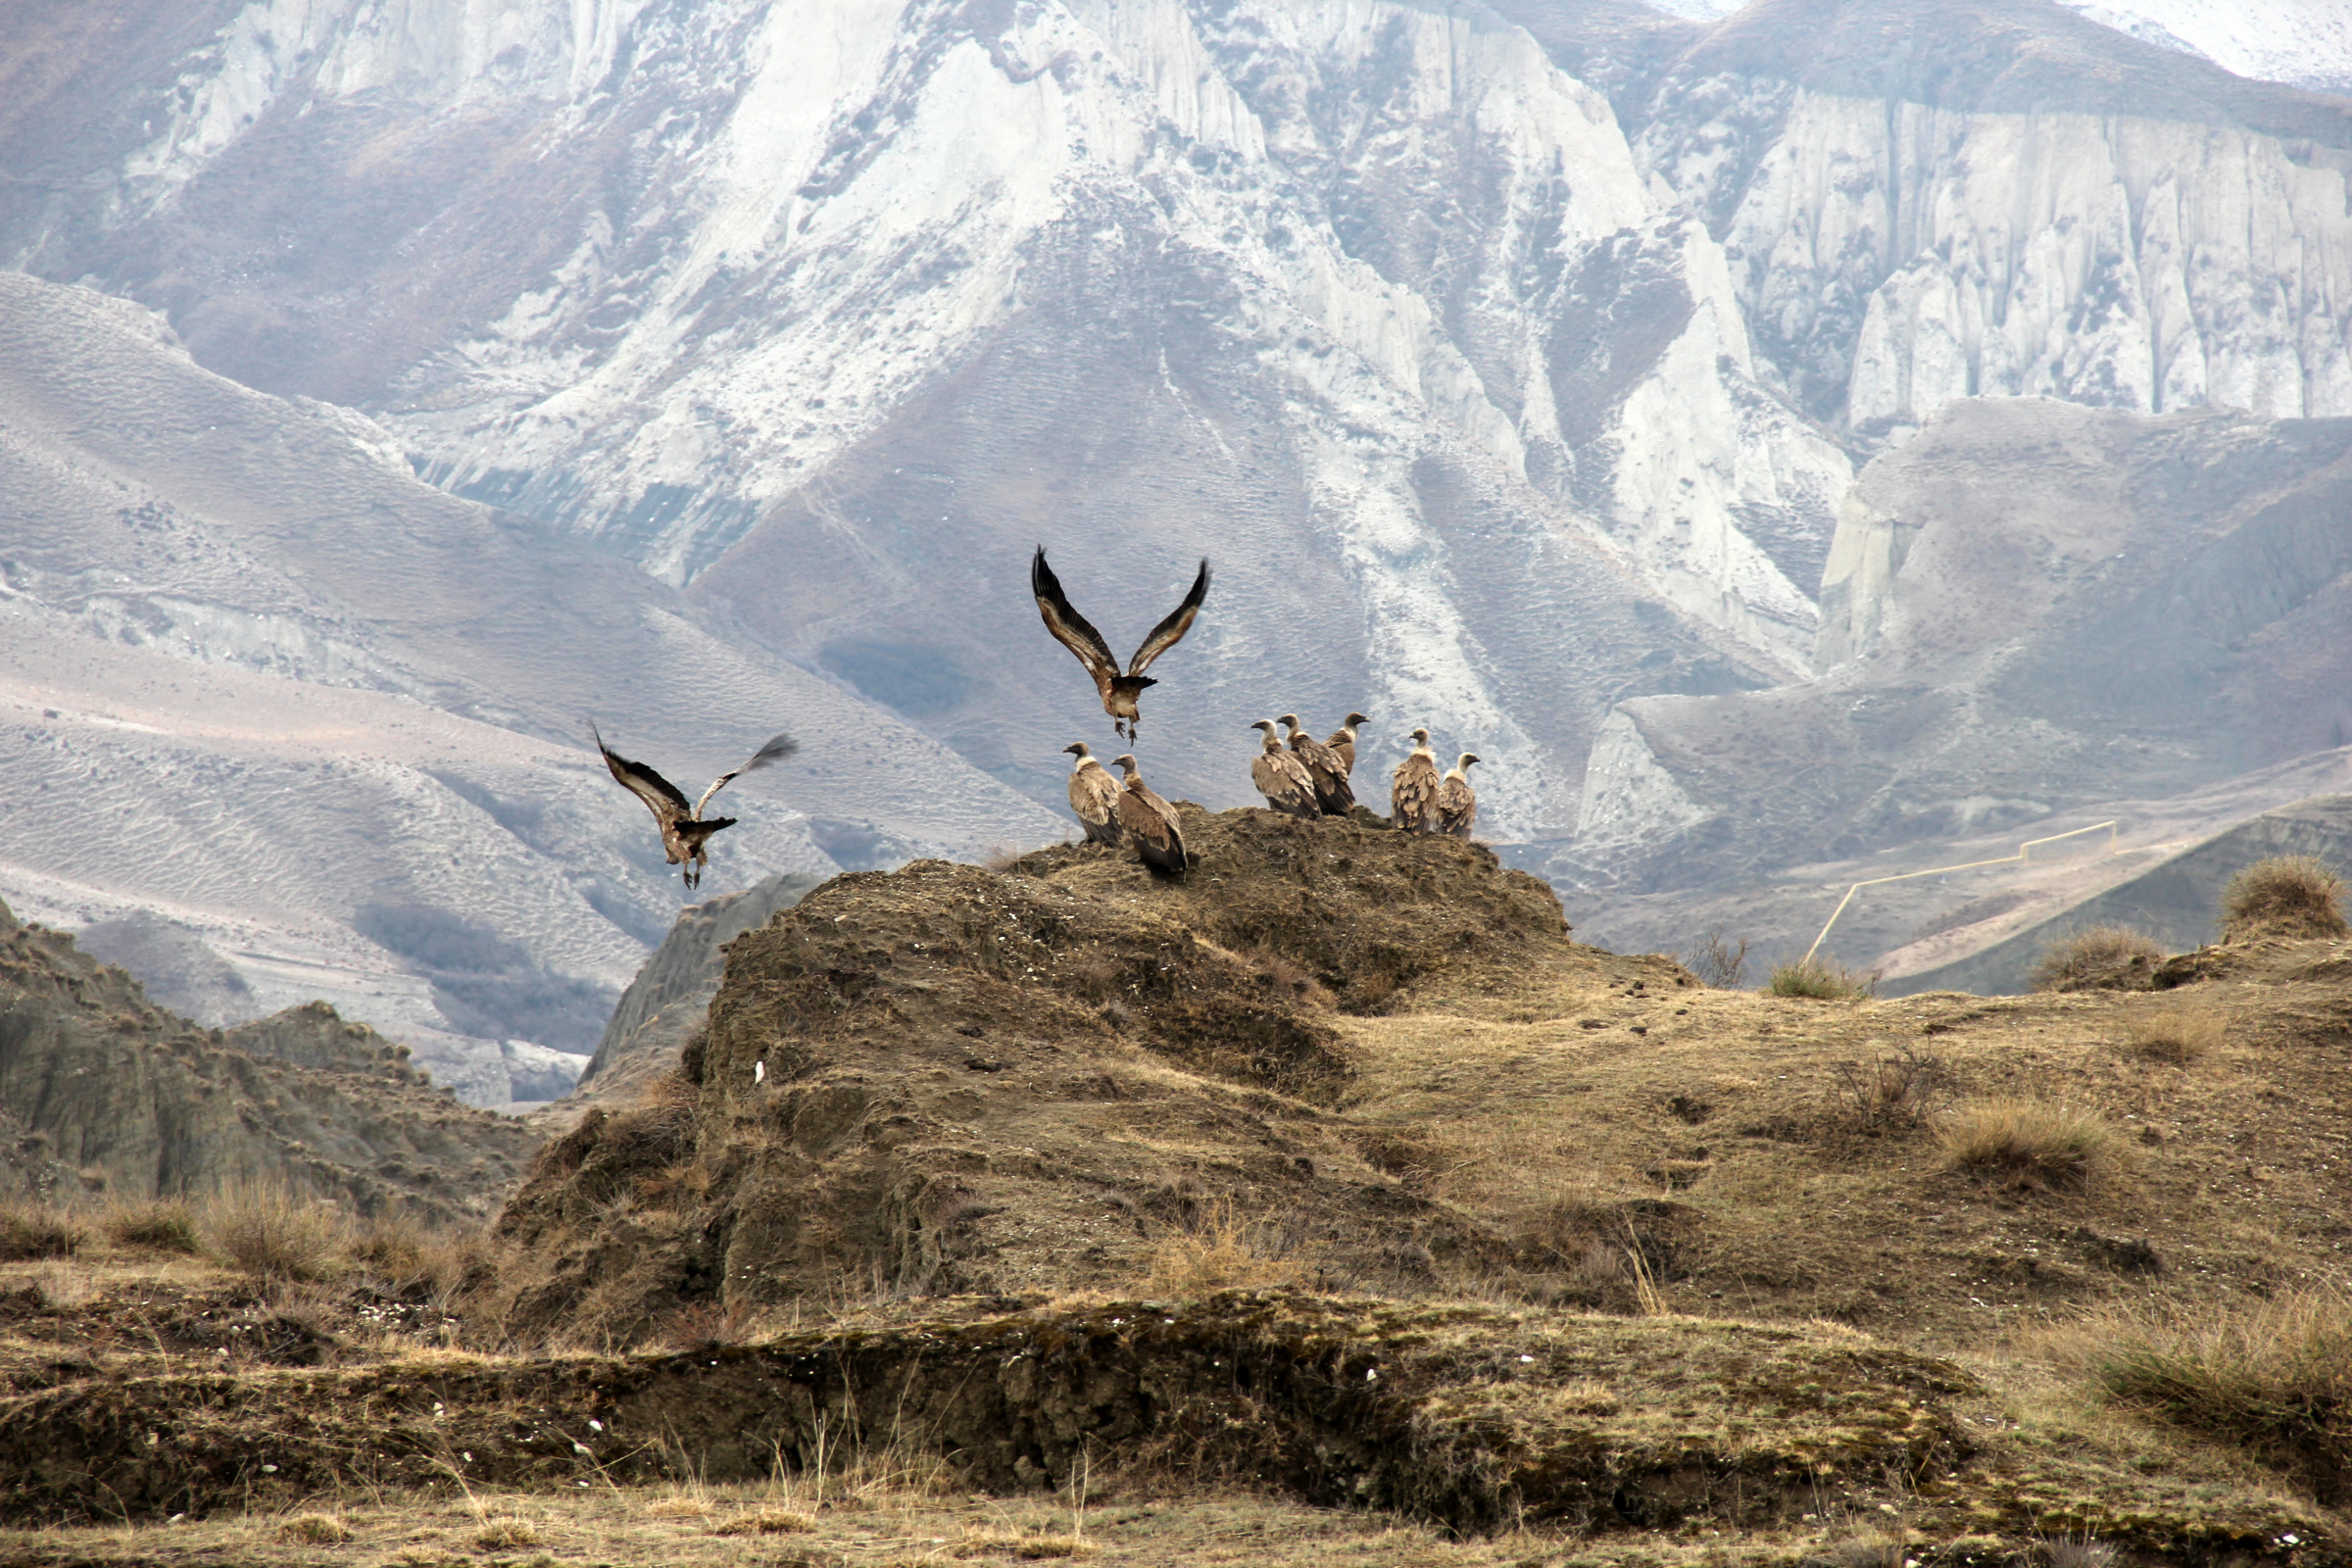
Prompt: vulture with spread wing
<box><xmin>593</xmin><ymin>724</ymin><xmax>797</xmax><ymax>890</ymax></box>
<box><xmin>1031</xmin><ymin>547</ymin><xmax>1209</xmax><ymax>739</ymax></box>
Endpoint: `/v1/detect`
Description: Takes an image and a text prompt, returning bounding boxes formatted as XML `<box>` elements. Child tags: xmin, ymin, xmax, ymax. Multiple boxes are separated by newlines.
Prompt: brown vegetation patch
<box><xmin>2222</xmin><ymin>856</ymin><xmax>2348</xmax><ymax>942</ymax></box>
<box><xmin>1938</xmin><ymin>1102</ymin><xmax>2122</xmax><ymax>1194</ymax></box>
<box><xmin>2029</xmin><ymin>925</ymin><xmax>2165</xmax><ymax>993</ymax></box>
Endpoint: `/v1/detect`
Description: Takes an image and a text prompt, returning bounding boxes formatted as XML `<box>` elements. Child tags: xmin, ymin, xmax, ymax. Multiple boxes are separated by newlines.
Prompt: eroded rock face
<box><xmin>0</xmin><ymin>896</ymin><xmax>538</xmax><ymax>1216</ymax></box>
<box><xmin>493</xmin><ymin>808</ymin><xmax>1653</xmax><ymax>1336</ymax></box>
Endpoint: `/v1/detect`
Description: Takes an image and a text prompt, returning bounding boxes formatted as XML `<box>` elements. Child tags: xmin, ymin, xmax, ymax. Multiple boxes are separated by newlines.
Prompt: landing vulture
<box><xmin>1325</xmin><ymin>712</ymin><xmax>1369</xmax><ymax>777</ymax></box>
<box><xmin>1278</xmin><ymin>713</ymin><xmax>1354</xmax><ymax>815</ymax></box>
<box><xmin>1032</xmin><ymin>547</ymin><xmax>1209</xmax><ymax>739</ymax></box>
<box><xmin>1391</xmin><ymin>727</ymin><xmax>1441</xmax><ymax>833</ymax></box>
<box><xmin>1248</xmin><ymin>719</ymin><xmax>1319</xmax><ymax>817</ymax></box>
<box><xmin>1110</xmin><ymin>754</ymin><xmax>1190</xmax><ymax>873</ymax></box>
<box><xmin>1437</xmin><ymin>753</ymin><xmax>1481</xmax><ymax>840</ymax></box>
<box><xmin>1063</xmin><ymin>741</ymin><xmax>1124</xmax><ymax>846</ymax></box>
<box><xmin>592</xmin><ymin>723</ymin><xmax>797</xmax><ymax>890</ymax></box>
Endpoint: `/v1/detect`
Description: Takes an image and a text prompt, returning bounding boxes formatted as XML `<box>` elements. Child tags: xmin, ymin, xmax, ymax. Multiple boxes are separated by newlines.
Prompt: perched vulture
<box><xmin>1031</xmin><ymin>547</ymin><xmax>1210</xmax><ymax>739</ymax></box>
<box><xmin>1391</xmin><ymin>727</ymin><xmax>1442</xmax><ymax>833</ymax></box>
<box><xmin>1436</xmin><ymin>753</ymin><xmax>1481</xmax><ymax>839</ymax></box>
<box><xmin>592</xmin><ymin>724</ymin><xmax>797</xmax><ymax>889</ymax></box>
<box><xmin>1063</xmin><ymin>741</ymin><xmax>1124</xmax><ymax>846</ymax></box>
<box><xmin>1110</xmin><ymin>754</ymin><xmax>1191</xmax><ymax>873</ymax></box>
<box><xmin>1248</xmin><ymin>719</ymin><xmax>1319</xmax><ymax>817</ymax></box>
<box><xmin>1278</xmin><ymin>713</ymin><xmax>1354</xmax><ymax>815</ymax></box>
<box><xmin>1325</xmin><ymin>711</ymin><xmax>1370</xmax><ymax>777</ymax></box>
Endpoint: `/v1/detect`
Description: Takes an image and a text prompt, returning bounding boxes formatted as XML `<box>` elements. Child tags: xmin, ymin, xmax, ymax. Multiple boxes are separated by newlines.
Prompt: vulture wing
<box><xmin>695</xmin><ymin>731</ymin><xmax>798</xmax><ymax>819</ymax></box>
<box><xmin>593</xmin><ymin>723</ymin><xmax>690</xmax><ymax>827</ymax></box>
<box><xmin>1125</xmin><ymin>559</ymin><xmax>1210</xmax><ymax>675</ymax></box>
<box><xmin>1032</xmin><ymin>548</ymin><xmax>1121</xmax><ymax>706</ymax></box>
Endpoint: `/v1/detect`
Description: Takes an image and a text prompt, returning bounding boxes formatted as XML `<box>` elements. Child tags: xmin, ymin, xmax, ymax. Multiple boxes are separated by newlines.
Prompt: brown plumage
<box><xmin>1278</xmin><ymin>713</ymin><xmax>1354</xmax><ymax>815</ymax></box>
<box><xmin>1325</xmin><ymin>711</ymin><xmax>1369</xmax><ymax>777</ymax></box>
<box><xmin>593</xmin><ymin>723</ymin><xmax>797</xmax><ymax>889</ymax></box>
<box><xmin>1391</xmin><ymin>726</ymin><xmax>1441</xmax><ymax>833</ymax></box>
<box><xmin>1110</xmin><ymin>753</ymin><xmax>1190</xmax><ymax>873</ymax></box>
<box><xmin>1063</xmin><ymin>741</ymin><xmax>1123</xmax><ymax>846</ymax></box>
<box><xmin>1436</xmin><ymin>752</ymin><xmax>1481</xmax><ymax>839</ymax></box>
<box><xmin>1249</xmin><ymin>719</ymin><xmax>1319</xmax><ymax>817</ymax></box>
<box><xmin>1032</xmin><ymin>547</ymin><xmax>1210</xmax><ymax>740</ymax></box>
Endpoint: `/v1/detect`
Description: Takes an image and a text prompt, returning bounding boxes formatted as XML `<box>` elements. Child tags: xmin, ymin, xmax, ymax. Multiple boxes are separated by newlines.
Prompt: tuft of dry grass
<box><xmin>1139</xmin><ymin>1199</ymin><xmax>1301</xmax><ymax>1298</ymax></box>
<box><xmin>0</xmin><ymin>1200</ymin><xmax>85</xmax><ymax>1261</ymax></box>
<box><xmin>2125</xmin><ymin>1002</ymin><xmax>2225</xmax><ymax>1065</ymax></box>
<box><xmin>202</xmin><ymin>1184</ymin><xmax>353</xmax><ymax>1282</ymax></box>
<box><xmin>1938</xmin><ymin>1100</ymin><xmax>2121</xmax><ymax>1193</ymax></box>
<box><xmin>711</xmin><ymin>1509</ymin><xmax>817</xmax><ymax>1536</ymax></box>
<box><xmin>276</xmin><ymin>1513</ymin><xmax>354</xmax><ymax>1544</ymax></box>
<box><xmin>2029</xmin><ymin>924</ymin><xmax>2164</xmax><ymax>992</ymax></box>
<box><xmin>1684</xmin><ymin>928</ymin><xmax>1750</xmax><ymax>990</ymax></box>
<box><xmin>2056</xmin><ymin>1287</ymin><xmax>2352</xmax><ymax>1503</ymax></box>
<box><xmin>2221</xmin><ymin>855</ymin><xmax>2348</xmax><ymax>941</ymax></box>
<box><xmin>104</xmin><ymin>1197</ymin><xmax>200</xmax><ymax>1253</ymax></box>
<box><xmin>955</xmin><ymin>1531</ymin><xmax>1101</xmax><ymax>1560</ymax></box>
<box><xmin>472</xmin><ymin>1516</ymin><xmax>543</xmax><ymax>1548</ymax></box>
<box><xmin>1830</xmin><ymin>1045</ymin><xmax>1942</xmax><ymax>1132</ymax></box>
<box><xmin>1766</xmin><ymin>958</ymin><xmax>1876</xmax><ymax>1000</ymax></box>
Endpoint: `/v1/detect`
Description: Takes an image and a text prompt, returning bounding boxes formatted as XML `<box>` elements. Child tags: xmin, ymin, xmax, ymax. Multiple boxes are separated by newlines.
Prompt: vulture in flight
<box><xmin>592</xmin><ymin>723</ymin><xmax>797</xmax><ymax>890</ymax></box>
<box><xmin>1437</xmin><ymin>753</ymin><xmax>1481</xmax><ymax>840</ymax></box>
<box><xmin>1278</xmin><ymin>713</ymin><xmax>1354</xmax><ymax>815</ymax></box>
<box><xmin>1249</xmin><ymin>719</ymin><xmax>1319</xmax><ymax>817</ymax></box>
<box><xmin>1063</xmin><ymin>741</ymin><xmax>1124</xmax><ymax>846</ymax></box>
<box><xmin>1110</xmin><ymin>754</ymin><xmax>1191</xmax><ymax>873</ymax></box>
<box><xmin>1031</xmin><ymin>547</ymin><xmax>1210</xmax><ymax>739</ymax></box>
<box><xmin>1325</xmin><ymin>712</ymin><xmax>1369</xmax><ymax>777</ymax></box>
<box><xmin>1391</xmin><ymin>727</ymin><xmax>1442</xmax><ymax>833</ymax></box>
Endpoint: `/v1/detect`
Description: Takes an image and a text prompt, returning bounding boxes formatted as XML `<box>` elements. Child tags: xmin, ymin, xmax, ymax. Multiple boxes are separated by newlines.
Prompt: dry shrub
<box><xmin>1830</xmin><ymin>1044</ymin><xmax>1941</xmax><ymax>1132</ymax></box>
<box><xmin>1140</xmin><ymin>1199</ymin><xmax>1301</xmax><ymax>1298</ymax></box>
<box><xmin>1939</xmin><ymin>1100</ymin><xmax>2120</xmax><ymax>1193</ymax></box>
<box><xmin>2078</xmin><ymin>1287</ymin><xmax>2352</xmax><ymax>1503</ymax></box>
<box><xmin>2126</xmin><ymin>1002</ymin><xmax>2226</xmax><ymax>1065</ymax></box>
<box><xmin>1684</xmin><ymin>928</ymin><xmax>1750</xmax><ymax>990</ymax></box>
<box><xmin>2030</xmin><ymin>925</ymin><xmax>2164</xmax><ymax>992</ymax></box>
<box><xmin>277</xmin><ymin>1513</ymin><xmax>354</xmax><ymax>1544</ymax></box>
<box><xmin>1767</xmin><ymin>958</ymin><xmax>1876</xmax><ymax>1000</ymax></box>
<box><xmin>956</xmin><ymin>1533</ymin><xmax>1100</xmax><ymax>1560</ymax></box>
<box><xmin>641</xmin><ymin>1494</ymin><xmax>711</xmax><ymax>1518</ymax></box>
<box><xmin>0</xmin><ymin>1201</ymin><xmax>85</xmax><ymax>1261</ymax></box>
<box><xmin>713</xmin><ymin>1509</ymin><xmax>817</xmax><ymax>1536</ymax></box>
<box><xmin>105</xmin><ymin>1197</ymin><xmax>199</xmax><ymax>1253</ymax></box>
<box><xmin>202</xmin><ymin>1184</ymin><xmax>353</xmax><ymax>1282</ymax></box>
<box><xmin>2222</xmin><ymin>856</ymin><xmax>2348</xmax><ymax>941</ymax></box>
<box><xmin>472</xmin><ymin>1517</ymin><xmax>542</xmax><ymax>1548</ymax></box>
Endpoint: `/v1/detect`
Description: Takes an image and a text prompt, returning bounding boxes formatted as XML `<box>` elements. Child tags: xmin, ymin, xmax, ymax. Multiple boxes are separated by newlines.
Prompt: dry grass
<box><xmin>275</xmin><ymin>1513</ymin><xmax>353</xmax><ymax>1544</ymax></box>
<box><xmin>1938</xmin><ymin>1100</ymin><xmax>2121</xmax><ymax>1193</ymax></box>
<box><xmin>1765</xmin><ymin>957</ymin><xmax>1876</xmax><ymax>999</ymax></box>
<box><xmin>1138</xmin><ymin>1199</ymin><xmax>1301</xmax><ymax>1298</ymax></box>
<box><xmin>1683</xmin><ymin>928</ymin><xmax>1749</xmax><ymax>990</ymax></box>
<box><xmin>956</xmin><ymin>1530</ymin><xmax>1101</xmax><ymax>1559</ymax></box>
<box><xmin>202</xmin><ymin>1184</ymin><xmax>353</xmax><ymax>1282</ymax></box>
<box><xmin>710</xmin><ymin>1509</ymin><xmax>816</xmax><ymax>1536</ymax></box>
<box><xmin>1829</xmin><ymin>1044</ymin><xmax>1941</xmax><ymax>1131</ymax></box>
<box><xmin>2125</xmin><ymin>1001</ymin><xmax>2226</xmax><ymax>1064</ymax></box>
<box><xmin>103</xmin><ymin>1197</ymin><xmax>199</xmax><ymax>1254</ymax></box>
<box><xmin>0</xmin><ymin>1201</ymin><xmax>85</xmax><ymax>1261</ymax></box>
<box><xmin>2029</xmin><ymin>924</ymin><xmax>2164</xmax><ymax>992</ymax></box>
<box><xmin>2221</xmin><ymin>855</ymin><xmax>2348</xmax><ymax>941</ymax></box>
<box><xmin>471</xmin><ymin>1516</ymin><xmax>542</xmax><ymax>1548</ymax></box>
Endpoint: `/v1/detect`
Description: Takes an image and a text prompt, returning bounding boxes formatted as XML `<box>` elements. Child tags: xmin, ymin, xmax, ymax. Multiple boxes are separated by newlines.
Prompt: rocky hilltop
<box><xmin>0</xmin><ymin>893</ymin><xmax>537</xmax><ymax>1218</ymax></box>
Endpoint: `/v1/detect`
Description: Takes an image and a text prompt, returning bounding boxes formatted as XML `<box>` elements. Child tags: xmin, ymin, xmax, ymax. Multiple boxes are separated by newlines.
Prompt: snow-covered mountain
<box><xmin>3</xmin><ymin>0</ymin><xmax>2351</xmax><ymax>999</ymax></box>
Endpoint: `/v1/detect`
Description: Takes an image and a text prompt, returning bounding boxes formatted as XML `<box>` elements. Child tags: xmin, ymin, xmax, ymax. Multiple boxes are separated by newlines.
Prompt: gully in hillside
<box><xmin>592</xmin><ymin>724</ymin><xmax>797</xmax><ymax>890</ymax></box>
<box><xmin>1031</xmin><ymin>546</ymin><xmax>1210</xmax><ymax>741</ymax></box>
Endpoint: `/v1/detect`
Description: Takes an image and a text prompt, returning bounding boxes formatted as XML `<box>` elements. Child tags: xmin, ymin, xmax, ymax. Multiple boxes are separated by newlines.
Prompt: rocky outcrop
<box><xmin>570</xmin><ymin>869</ymin><xmax>827</xmax><ymax>1104</ymax></box>
<box><xmin>0</xmin><ymin>894</ymin><xmax>539</xmax><ymax>1216</ymax></box>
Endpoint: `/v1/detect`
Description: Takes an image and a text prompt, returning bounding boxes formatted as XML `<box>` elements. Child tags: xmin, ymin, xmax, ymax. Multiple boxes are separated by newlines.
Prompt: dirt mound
<box><xmin>493</xmin><ymin>809</ymin><xmax>1654</xmax><ymax>1338</ymax></box>
<box><xmin>0</xmin><ymin>897</ymin><xmax>538</xmax><ymax>1219</ymax></box>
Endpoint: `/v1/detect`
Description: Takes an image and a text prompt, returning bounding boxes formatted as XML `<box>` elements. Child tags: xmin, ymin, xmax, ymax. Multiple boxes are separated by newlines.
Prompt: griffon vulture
<box><xmin>1031</xmin><ymin>547</ymin><xmax>1209</xmax><ymax>739</ymax></box>
<box><xmin>1278</xmin><ymin>713</ymin><xmax>1354</xmax><ymax>815</ymax></box>
<box><xmin>1325</xmin><ymin>712</ymin><xmax>1369</xmax><ymax>777</ymax></box>
<box><xmin>1436</xmin><ymin>753</ymin><xmax>1481</xmax><ymax>839</ymax></box>
<box><xmin>1391</xmin><ymin>727</ymin><xmax>1442</xmax><ymax>833</ymax></box>
<box><xmin>592</xmin><ymin>724</ymin><xmax>797</xmax><ymax>889</ymax></box>
<box><xmin>1063</xmin><ymin>741</ymin><xmax>1124</xmax><ymax>846</ymax></box>
<box><xmin>1248</xmin><ymin>719</ymin><xmax>1319</xmax><ymax>817</ymax></box>
<box><xmin>1110</xmin><ymin>754</ymin><xmax>1191</xmax><ymax>873</ymax></box>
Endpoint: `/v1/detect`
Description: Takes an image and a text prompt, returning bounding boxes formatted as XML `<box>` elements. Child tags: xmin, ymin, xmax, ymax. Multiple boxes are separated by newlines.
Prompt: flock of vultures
<box><xmin>590</xmin><ymin>549</ymin><xmax>1481</xmax><ymax>887</ymax></box>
